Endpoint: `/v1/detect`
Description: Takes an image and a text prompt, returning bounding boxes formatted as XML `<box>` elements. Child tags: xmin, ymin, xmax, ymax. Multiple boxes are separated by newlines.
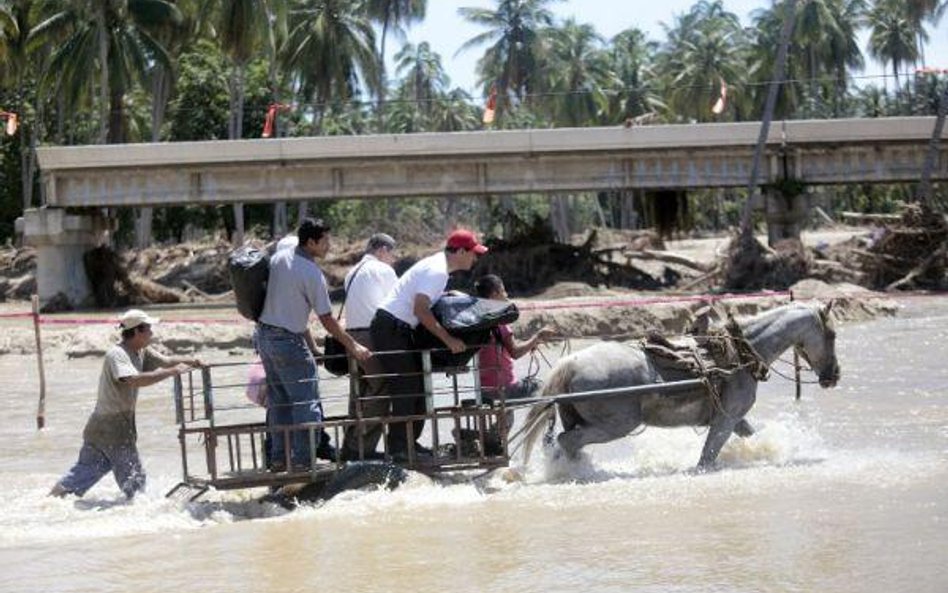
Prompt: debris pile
<box><xmin>721</xmin><ymin>231</ymin><xmax>811</xmax><ymax>291</ymax></box>
<box><xmin>474</xmin><ymin>215</ymin><xmax>684</xmax><ymax>295</ymax></box>
<box><xmin>859</xmin><ymin>203</ymin><xmax>948</xmax><ymax>291</ymax></box>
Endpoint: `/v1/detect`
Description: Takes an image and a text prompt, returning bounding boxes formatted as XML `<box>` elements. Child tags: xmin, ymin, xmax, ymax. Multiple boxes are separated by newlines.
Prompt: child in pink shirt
<box><xmin>475</xmin><ymin>274</ymin><xmax>555</xmax><ymax>401</ymax></box>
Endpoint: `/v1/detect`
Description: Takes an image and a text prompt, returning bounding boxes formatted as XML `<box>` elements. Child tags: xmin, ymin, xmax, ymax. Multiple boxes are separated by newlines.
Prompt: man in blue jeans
<box><xmin>256</xmin><ymin>218</ymin><xmax>369</xmax><ymax>470</ymax></box>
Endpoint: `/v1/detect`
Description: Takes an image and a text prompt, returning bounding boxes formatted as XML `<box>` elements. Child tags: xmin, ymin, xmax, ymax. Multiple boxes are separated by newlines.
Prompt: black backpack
<box><xmin>413</xmin><ymin>294</ymin><xmax>520</xmax><ymax>369</ymax></box>
<box><xmin>228</xmin><ymin>246</ymin><xmax>270</xmax><ymax>321</ymax></box>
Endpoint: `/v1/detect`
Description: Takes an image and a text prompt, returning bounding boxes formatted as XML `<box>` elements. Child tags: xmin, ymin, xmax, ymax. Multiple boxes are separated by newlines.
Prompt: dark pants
<box><xmin>370</xmin><ymin>310</ymin><xmax>426</xmax><ymax>452</ymax></box>
<box><xmin>342</xmin><ymin>328</ymin><xmax>389</xmax><ymax>457</ymax></box>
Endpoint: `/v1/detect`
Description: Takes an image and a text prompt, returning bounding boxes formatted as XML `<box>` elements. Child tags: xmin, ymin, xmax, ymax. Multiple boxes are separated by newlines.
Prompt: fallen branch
<box><xmin>885</xmin><ymin>242</ymin><xmax>948</xmax><ymax>291</ymax></box>
<box><xmin>623</xmin><ymin>249</ymin><xmax>710</xmax><ymax>272</ymax></box>
<box><xmin>681</xmin><ymin>266</ymin><xmax>722</xmax><ymax>291</ymax></box>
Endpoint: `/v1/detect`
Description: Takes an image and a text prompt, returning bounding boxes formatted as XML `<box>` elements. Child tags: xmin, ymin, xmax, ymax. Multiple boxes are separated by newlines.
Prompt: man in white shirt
<box><xmin>370</xmin><ymin>229</ymin><xmax>487</xmax><ymax>461</ymax></box>
<box><xmin>340</xmin><ymin>233</ymin><xmax>398</xmax><ymax>460</ymax></box>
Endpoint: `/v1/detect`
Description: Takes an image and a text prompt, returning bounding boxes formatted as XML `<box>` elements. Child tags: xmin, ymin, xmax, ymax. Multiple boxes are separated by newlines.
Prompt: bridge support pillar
<box><xmin>19</xmin><ymin>208</ymin><xmax>113</xmax><ymax>308</ymax></box>
<box><xmin>765</xmin><ymin>190</ymin><xmax>810</xmax><ymax>246</ymax></box>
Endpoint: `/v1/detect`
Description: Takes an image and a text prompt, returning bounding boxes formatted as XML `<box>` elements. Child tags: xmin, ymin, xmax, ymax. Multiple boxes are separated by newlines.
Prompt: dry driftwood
<box><xmin>127</xmin><ymin>277</ymin><xmax>189</xmax><ymax>304</ymax></box>
<box><xmin>885</xmin><ymin>242</ymin><xmax>948</xmax><ymax>291</ymax></box>
<box><xmin>623</xmin><ymin>249</ymin><xmax>710</xmax><ymax>272</ymax></box>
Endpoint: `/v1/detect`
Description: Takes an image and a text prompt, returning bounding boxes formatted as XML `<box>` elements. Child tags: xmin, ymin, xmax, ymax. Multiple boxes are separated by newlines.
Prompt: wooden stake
<box><xmin>32</xmin><ymin>295</ymin><xmax>48</xmax><ymax>429</ymax></box>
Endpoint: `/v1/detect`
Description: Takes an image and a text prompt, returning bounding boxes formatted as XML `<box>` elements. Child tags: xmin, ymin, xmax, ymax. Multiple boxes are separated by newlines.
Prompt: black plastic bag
<box><xmin>322</xmin><ymin>335</ymin><xmax>350</xmax><ymax>376</ymax></box>
<box><xmin>228</xmin><ymin>246</ymin><xmax>270</xmax><ymax>321</ymax></box>
<box><xmin>414</xmin><ymin>295</ymin><xmax>519</xmax><ymax>369</ymax></box>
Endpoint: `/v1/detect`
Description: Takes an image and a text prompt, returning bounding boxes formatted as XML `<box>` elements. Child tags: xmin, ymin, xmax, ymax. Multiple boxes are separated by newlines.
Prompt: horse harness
<box><xmin>641</xmin><ymin>315</ymin><xmax>770</xmax><ymax>415</ymax></box>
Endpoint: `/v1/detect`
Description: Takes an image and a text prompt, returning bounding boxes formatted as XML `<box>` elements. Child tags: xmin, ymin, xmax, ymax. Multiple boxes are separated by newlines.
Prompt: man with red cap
<box><xmin>370</xmin><ymin>229</ymin><xmax>488</xmax><ymax>461</ymax></box>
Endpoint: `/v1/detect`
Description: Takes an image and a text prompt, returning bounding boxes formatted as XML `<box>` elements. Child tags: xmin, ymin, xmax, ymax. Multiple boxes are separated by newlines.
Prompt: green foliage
<box><xmin>167</xmin><ymin>39</ymin><xmax>229</xmax><ymax>141</ymax></box>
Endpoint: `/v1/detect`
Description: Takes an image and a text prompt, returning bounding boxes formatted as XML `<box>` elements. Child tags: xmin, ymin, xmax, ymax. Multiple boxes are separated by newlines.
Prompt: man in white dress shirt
<box><xmin>370</xmin><ymin>229</ymin><xmax>486</xmax><ymax>460</ymax></box>
<box><xmin>340</xmin><ymin>233</ymin><xmax>398</xmax><ymax>460</ymax></box>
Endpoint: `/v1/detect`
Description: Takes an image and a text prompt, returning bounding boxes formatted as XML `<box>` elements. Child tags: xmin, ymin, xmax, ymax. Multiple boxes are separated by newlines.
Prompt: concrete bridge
<box><xmin>34</xmin><ymin>117</ymin><xmax>947</xmax><ymax>206</ymax></box>
<box><xmin>23</xmin><ymin>116</ymin><xmax>947</xmax><ymax>307</ymax></box>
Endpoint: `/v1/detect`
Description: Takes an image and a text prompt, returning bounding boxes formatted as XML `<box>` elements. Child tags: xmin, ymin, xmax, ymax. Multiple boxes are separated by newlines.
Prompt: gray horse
<box><xmin>521</xmin><ymin>302</ymin><xmax>840</xmax><ymax>470</ymax></box>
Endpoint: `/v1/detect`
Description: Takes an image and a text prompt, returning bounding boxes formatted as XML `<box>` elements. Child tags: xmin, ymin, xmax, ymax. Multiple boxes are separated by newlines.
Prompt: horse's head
<box><xmin>797</xmin><ymin>300</ymin><xmax>840</xmax><ymax>388</ymax></box>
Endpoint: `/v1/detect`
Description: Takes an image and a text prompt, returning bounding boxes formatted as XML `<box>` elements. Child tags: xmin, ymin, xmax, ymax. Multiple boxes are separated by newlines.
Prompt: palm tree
<box><xmin>607</xmin><ymin>28</ymin><xmax>663</xmax><ymax>123</ymax></box>
<box><xmin>219</xmin><ymin>0</ymin><xmax>267</xmax><ymax>141</ymax></box>
<box><xmin>903</xmin><ymin>0</ymin><xmax>941</xmax><ymax>64</ymax></box>
<box><xmin>0</xmin><ymin>4</ymin><xmax>16</xmax><ymax>69</ymax></box>
<box><xmin>457</xmin><ymin>0</ymin><xmax>558</xmax><ymax>121</ymax></box>
<box><xmin>217</xmin><ymin>0</ymin><xmax>292</xmax><ymax>243</ymax></box>
<box><xmin>866</xmin><ymin>0</ymin><xmax>920</xmax><ymax>94</ymax></box>
<box><xmin>30</xmin><ymin>0</ymin><xmax>180</xmax><ymax>144</ymax></box>
<box><xmin>826</xmin><ymin>0</ymin><xmax>866</xmax><ymax>116</ymax></box>
<box><xmin>134</xmin><ymin>1</ymin><xmax>213</xmax><ymax>247</ymax></box>
<box><xmin>431</xmin><ymin>87</ymin><xmax>481</xmax><ymax>131</ymax></box>
<box><xmin>393</xmin><ymin>41</ymin><xmax>447</xmax><ymax>117</ymax></box>
<box><xmin>282</xmin><ymin>0</ymin><xmax>379</xmax><ymax>131</ymax></box>
<box><xmin>365</xmin><ymin>0</ymin><xmax>426</xmax><ymax>128</ymax></box>
<box><xmin>0</xmin><ymin>0</ymin><xmax>41</xmax><ymax>211</ymax></box>
<box><xmin>658</xmin><ymin>1</ymin><xmax>748</xmax><ymax>122</ymax></box>
<box><xmin>539</xmin><ymin>18</ymin><xmax>612</xmax><ymax>127</ymax></box>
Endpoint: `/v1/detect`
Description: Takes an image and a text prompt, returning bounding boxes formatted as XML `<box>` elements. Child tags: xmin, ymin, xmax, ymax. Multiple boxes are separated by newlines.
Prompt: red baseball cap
<box><xmin>446</xmin><ymin>229</ymin><xmax>488</xmax><ymax>254</ymax></box>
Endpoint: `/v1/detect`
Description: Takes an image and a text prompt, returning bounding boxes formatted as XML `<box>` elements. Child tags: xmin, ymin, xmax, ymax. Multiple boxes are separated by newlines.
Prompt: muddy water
<box><xmin>0</xmin><ymin>298</ymin><xmax>945</xmax><ymax>593</ymax></box>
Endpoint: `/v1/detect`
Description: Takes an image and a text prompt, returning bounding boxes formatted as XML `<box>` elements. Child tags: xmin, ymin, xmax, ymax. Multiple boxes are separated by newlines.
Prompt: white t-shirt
<box><xmin>378</xmin><ymin>252</ymin><xmax>449</xmax><ymax>328</ymax></box>
<box><xmin>276</xmin><ymin>235</ymin><xmax>298</xmax><ymax>252</ymax></box>
<box><xmin>344</xmin><ymin>254</ymin><xmax>398</xmax><ymax>329</ymax></box>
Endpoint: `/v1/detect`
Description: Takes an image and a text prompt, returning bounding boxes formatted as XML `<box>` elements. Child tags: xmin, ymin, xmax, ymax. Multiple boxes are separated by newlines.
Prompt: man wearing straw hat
<box><xmin>49</xmin><ymin>309</ymin><xmax>203</xmax><ymax>499</ymax></box>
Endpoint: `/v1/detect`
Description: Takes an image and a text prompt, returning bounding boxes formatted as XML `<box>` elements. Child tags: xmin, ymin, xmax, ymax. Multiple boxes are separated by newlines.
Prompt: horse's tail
<box><xmin>520</xmin><ymin>356</ymin><xmax>575</xmax><ymax>466</ymax></box>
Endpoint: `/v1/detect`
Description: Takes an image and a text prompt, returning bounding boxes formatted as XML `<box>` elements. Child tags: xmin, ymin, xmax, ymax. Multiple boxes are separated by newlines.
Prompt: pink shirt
<box><xmin>478</xmin><ymin>324</ymin><xmax>514</xmax><ymax>392</ymax></box>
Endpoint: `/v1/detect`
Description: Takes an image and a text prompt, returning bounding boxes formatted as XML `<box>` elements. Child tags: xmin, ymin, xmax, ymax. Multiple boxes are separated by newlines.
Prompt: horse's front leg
<box><xmin>697</xmin><ymin>374</ymin><xmax>757</xmax><ymax>470</ymax></box>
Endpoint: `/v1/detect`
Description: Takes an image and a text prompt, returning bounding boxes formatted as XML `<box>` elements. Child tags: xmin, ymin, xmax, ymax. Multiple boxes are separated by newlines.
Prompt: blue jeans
<box><xmin>57</xmin><ymin>442</ymin><xmax>145</xmax><ymax>498</ymax></box>
<box><xmin>255</xmin><ymin>324</ymin><xmax>322</xmax><ymax>465</ymax></box>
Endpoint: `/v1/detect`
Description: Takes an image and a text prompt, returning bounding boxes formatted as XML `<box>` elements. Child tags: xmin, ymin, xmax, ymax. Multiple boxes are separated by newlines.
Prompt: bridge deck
<box><xmin>36</xmin><ymin>117</ymin><xmax>947</xmax><ymax>207</ymax></box>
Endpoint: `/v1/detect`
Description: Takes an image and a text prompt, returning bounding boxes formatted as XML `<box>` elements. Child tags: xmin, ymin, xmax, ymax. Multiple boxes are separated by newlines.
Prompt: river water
<box><xmin>1</xmin><ymin>297</ymin><xmax>945</xmax><ymax>593</ymax></box>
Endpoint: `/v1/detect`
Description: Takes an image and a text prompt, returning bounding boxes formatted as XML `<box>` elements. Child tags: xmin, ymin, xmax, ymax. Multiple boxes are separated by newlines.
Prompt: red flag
<box><xmin>483</xmin><ymin>84</ymin><xmax>498</xmax><ymax>125</ymax></box>
<box><xmin>0</xmin><ymin>111</ymin><xmax>17</xmax><ymax>136</ymax></box>
<box><xmin>711</xmin><ymin>79</ymin><xmax>728</xmax><ymax>115</ymax></box>
<box><xmin>262</xmin><ymin>103</ymin><xmax>291</xmax><ymax>138</ymax></box>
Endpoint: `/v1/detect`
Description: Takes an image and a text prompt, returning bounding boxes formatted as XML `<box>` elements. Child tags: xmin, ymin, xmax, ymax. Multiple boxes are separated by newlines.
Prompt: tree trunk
<box><xmin>230</xmin><ymin>63</ymin><xmax>246</xmax><ymax>245</ymax></box>
<box><xmin>738</xmin><ymin>0</ymin><xmax>797</xmax><ymax>240</ymax></box>
<box><xmin>137</xmin><ymin>66</ymin><xmax>170</xmax><ymax>248</ymax></box>
<box><xmin>377</xmin><ymin>23</ymin><xmax>389</xmax><ymax>132</ymax></box>
<box><xmin>107</xmin><ymin>87</ymin><xmax>125</xmax><ymax>144</ymax></box>
<box><xmin>17</xmin><ymin>74</ymin><xmax>36</xmax><ymax>211</ymax></box>
<box><xmin>96</xmin><ymin>7</ymin><xmax>110</xmax><ymax>144</ymax></box>
<box><xmin>551</xmin><ymin>195</ymin><xmax>571</xmax><ymax>242</ymax></box>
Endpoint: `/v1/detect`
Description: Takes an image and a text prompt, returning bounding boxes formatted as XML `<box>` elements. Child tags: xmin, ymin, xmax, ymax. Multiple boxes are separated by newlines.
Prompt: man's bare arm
<box><xmin>120</xmin><ymin>364</ymin><xmax>193</xmax><ymax>388</ymax></box>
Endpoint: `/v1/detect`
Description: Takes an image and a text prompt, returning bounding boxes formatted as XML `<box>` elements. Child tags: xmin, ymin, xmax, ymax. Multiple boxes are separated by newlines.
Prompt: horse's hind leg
<box><xmin>557</xmin><ymin>422</ymin><xmax>635</xmax><ymax>460</ymax></box>
<box><xmin>733</xmin><ymin>418</ymin><xmax>755</xmax><ymax>438</ymax></box>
